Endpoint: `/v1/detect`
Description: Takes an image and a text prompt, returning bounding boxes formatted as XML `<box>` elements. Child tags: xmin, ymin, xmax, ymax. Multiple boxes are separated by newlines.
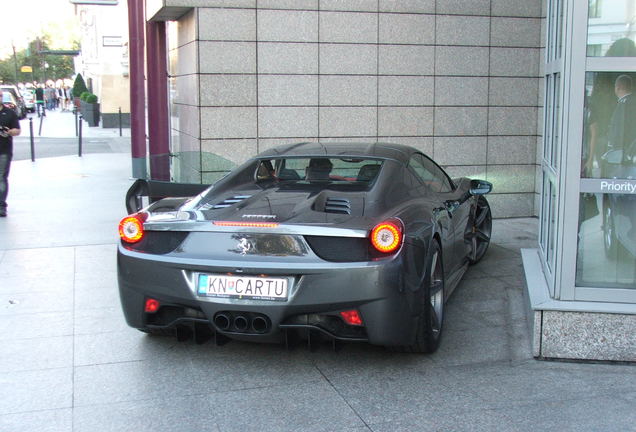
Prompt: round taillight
<box><xmin>370</xmin><ymin>220</ymin><xmax>403</xmax><ymax>253</ymax></box>
<box><xmin>119</xmin><ymin>213</ymin><xmax>147</xmax><ymax>243</ymax></box>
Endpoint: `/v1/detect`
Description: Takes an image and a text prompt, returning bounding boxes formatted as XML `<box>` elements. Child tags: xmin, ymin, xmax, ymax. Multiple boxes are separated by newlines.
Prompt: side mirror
<box><xmin>469</xmin><ymin>179</ymin><xmax>492</xmax><ymax>196</ymax></box>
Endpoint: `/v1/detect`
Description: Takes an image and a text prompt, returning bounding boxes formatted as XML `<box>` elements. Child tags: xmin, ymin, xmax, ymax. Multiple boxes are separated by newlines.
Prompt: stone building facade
<box><xmin>150</xmin><ymin>0</ymin><xmax>544</xmax><ymax>218</ymax></box>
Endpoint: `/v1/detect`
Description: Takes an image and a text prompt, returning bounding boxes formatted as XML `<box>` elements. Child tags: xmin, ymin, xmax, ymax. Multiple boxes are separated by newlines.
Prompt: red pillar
<box><xmin>127</xmin><ymin>0</ymin><xmax>147</xmax><ymax>178</ymax></box>
<box><xmin>146</xmin><ymin>20</ymin><xmax>170</xmax><ymax>181</ymax></box>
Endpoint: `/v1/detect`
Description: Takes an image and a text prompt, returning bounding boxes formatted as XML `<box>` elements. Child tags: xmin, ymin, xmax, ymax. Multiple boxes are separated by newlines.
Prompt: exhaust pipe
<box><xmin>214</xmin><ymin>313</ymin><xmax>231</xmax><ymax>331</ymax></box>
<box><xmin>251</xmin><ymin>316</ymin><xmax>269</xmax><ymax>334</ymax></box>
<box><xmin>233</xmin><ymin>315</ymin><xmax>249</xmax><ymax>332</ymax></box>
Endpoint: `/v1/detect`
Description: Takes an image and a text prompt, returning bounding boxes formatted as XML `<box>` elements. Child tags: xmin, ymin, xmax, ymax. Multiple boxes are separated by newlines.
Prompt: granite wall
<box><xmin>164</xmin><ymin>0</ymin><xmax>544</xmax><ymax>217</ymax></box>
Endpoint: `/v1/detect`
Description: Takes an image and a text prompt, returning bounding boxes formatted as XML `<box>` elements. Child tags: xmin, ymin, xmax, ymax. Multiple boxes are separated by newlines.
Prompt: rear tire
<box><xmin>391</xmin><ymin>241</ymin><xmax>445</xmax><ymax>354</ymax></box>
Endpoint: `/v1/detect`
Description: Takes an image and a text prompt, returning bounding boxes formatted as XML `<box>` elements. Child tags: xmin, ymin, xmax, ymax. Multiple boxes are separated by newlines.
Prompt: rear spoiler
<box><xmin>125</xmin><ymin>179</ymin><xmax>210</xmax><ymax>214</ymax></box>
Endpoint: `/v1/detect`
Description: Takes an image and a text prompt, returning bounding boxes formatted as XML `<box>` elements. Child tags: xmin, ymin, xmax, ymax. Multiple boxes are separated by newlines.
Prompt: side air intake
<box><xmin>212</xmin><ymin>195</ymin><xmax>251</xmax><ymax>209</ymax></box>
<box><xmin>324</xmin><ymin>198</ymin><xmax>351</xmax><ymax>215</ymax></box>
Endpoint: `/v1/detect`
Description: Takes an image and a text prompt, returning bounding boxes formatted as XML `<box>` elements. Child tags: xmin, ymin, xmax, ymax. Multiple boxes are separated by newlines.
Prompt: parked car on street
<box><xmin>118</xmin><ymin>142</ymin><xmax>493</xmax><ymax>353</ymax></box>
<box><xmin>1</xmin><ymin>91</ymin><xmax>24</xmax><ymax>119</ymax></box>
<box><xmin>20</xmin><ymin>88</ymin><xmax>35</xmax><ymax>113</ymax></box>
<box><xmin>0</xmin><ymin>85</ymin><xmax>26</xmax><ymax>119</ymax></box>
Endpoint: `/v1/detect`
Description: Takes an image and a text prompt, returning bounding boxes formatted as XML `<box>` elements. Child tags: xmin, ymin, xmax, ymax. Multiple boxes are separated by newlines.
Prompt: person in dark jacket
<box><xmin>0</xmin><ymin>101</ymin><xmax>21</xmax><ymax>216</ymax></box>
<box><xmin>34</xmin><ymin>85</ymin><xmax>45</xmax><ymax>117</ymax></box>
<box><xmin>608</xmin><ymin>75</ymin><xmax>636</xmax><ymax>163</ymax></box>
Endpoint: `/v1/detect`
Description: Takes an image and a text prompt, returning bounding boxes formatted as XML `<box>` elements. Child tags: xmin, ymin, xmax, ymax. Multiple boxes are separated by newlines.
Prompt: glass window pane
<box><xmin>551</xmin><ymin>73</ymin><xmax>561</xmax><ymax>166</ymax></box>
<box><xmin>167</xmin><ymin>22</ymin><xmax>180</xmax><ymax>181</ymax></box>
<box><xmin>548</xmin><ymin>179</ymin><xmax>557</xmax><ymax>272</ymax></box>
<box><xmin>544</xmin><ymin>75</ymin><xmax>554</xmax><ymax>162</ymax></box>
<box><xmin>577</xmin><ymin>71</ymin><xmax>636</xmax><ymax>289</ymax></box>
<box><xmin>540</xmin><ymin>172</ymin><xmax>557</xmax><ymax>274</ymax></box>
<box><xmin>557</xmin><ymin>0</ymin><xmax>564</xmax><ymax>59</ymax></box>
<box><xmin>408</xmin><ymin>154</ymin><xmax>453</xmax><ymax>193</ymax></box>
<box><xmin>540</xmin><ymin>173</ymin><xmax>549</xmax><ymax>252</ymax></box>
<box><xmin>583</xmin><ymin>71</ymin><xmax>636</xmax><ymax>177</ymax></box>
<box><xmin>587</xmin><ymin>0</ymin><xmax>636</xmax><ymax>57</ymax></box>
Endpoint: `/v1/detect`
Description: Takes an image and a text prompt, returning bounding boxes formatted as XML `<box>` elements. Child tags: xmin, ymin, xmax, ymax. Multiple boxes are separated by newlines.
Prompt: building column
<box><xmin>127</xmin><ymin>0</ymin><xmax>147</xmax><ymax>179</ymax></box>
<box><xmin>146</xmin><ymin>20</ymin><xmax>170</xmax><ymax>181</ymax></box>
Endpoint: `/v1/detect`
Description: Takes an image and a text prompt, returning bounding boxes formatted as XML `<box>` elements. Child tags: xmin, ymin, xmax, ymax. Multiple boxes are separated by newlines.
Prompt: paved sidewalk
<box><xmin>13</xmin><ymin>109</ymin><xmax>131</xmax><ymax>161</ymax></box>
<box><xmin>19</xmin><ymin>108</ymin><xmax>131</xmax><ymax>139</ymax></box>
<box><xmin>0</xmin><ymin>152</ymin><xmax>634</xmax><ymax>432</ymax></box>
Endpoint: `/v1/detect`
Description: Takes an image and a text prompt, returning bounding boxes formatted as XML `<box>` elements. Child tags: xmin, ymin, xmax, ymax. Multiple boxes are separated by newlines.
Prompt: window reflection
<box><xmin>578</xmin><ymin>69</ymin><xmax>636</xmax><ymax>289</ymax></box>
<box><xmin>588</xmin><ymin>0</ymin><xmax>602</xmax><ymax>19</ymax></box>
<box><xmin>587</xmin><ymin>0</ymin><xmax>636</xmax><ymax>57</ymax></box>
<box><xmin>167</xmin><ymin>22</ymin><xmax>180</xmax><ymax>181</ymax></box>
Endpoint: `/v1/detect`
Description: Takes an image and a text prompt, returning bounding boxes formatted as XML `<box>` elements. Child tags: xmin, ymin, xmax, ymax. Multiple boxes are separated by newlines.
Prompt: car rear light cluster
<box><xmin>119</xmin><ymin>212</ymin><xmax>148</xmax><ymax>243</ymax></box>
<box><xmin>370</xmin><ymin>219</ymin><xmax>403</xmax><ymax>253</ymax></box>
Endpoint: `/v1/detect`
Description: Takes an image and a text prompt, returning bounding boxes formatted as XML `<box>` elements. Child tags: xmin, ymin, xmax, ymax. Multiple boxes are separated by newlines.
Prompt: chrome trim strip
<box><xmin>146</xmin><ymin>221</ymin><xmax>368</xmax><ymax>237</ymax></box>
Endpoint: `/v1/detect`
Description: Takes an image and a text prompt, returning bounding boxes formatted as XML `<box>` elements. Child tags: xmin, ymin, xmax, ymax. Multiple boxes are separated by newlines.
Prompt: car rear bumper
<box><xmin>117</xmin><ymin>245</ymin><xmax>420</xmax><ymax>347</ymax></box>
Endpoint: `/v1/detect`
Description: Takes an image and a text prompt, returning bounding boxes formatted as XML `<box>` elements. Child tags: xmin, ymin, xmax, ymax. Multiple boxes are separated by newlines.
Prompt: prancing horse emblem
<box><xmin>237</xmin><ymin>238</ymin><xmax>253</xmax><ymax>255</ymax></box>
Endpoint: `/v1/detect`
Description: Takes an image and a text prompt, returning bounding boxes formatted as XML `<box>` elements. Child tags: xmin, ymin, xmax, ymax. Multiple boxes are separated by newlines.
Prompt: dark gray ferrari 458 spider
<box><xmin>118</xmin><ymin>142</ymin><xmax>492</xmax><ymax>353</ymax></box>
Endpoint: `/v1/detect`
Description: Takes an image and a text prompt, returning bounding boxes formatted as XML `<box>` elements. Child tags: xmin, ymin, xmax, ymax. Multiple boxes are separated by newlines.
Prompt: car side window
<box><xmin>408</xmin><ymin>154</ymin><xmax>453</xmax><ymax>193</ymax></box>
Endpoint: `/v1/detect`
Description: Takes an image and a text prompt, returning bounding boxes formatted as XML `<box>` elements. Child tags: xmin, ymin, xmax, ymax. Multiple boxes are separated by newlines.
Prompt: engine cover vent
<box><xmin>324</xmin><ymin>198</ymin><xmax>351</xmax><ymax>214</ymax></box>
<box><xmin>212</xmin><ymin>195</ymin><xmax>252</xmax><ymax>209</ymax></box>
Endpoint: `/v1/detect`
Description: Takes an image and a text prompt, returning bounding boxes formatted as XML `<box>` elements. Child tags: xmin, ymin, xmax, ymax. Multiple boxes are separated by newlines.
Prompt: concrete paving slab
<box><xmin>205</xmin><ymin>381</ymin><xmax>365</xmax><ymax>432</ymax></box>
<box><xmin>72</xmin><ymin>397</ymin><xmax>219</xmax><ymax>432</ymax></box>
<box><xmin>0</xmin><ymin>408</ymin><xmax>72</xmax><ymax>432</ymax></box>
<box><xmin>0</xmin><ymin>288</ymin><xmax>73</xmax><ymax>315</ymax></box>
<box><xmin>502</xmin><ymin>396</ymin><xmax>636</xmax><ymax>432</ymax></box>
<box><xmin>0</xmin><ymin>367</ymin><xmax>73</xmax><ymax>414</ymax></box>
<box><xmin>2</xmin><ymin>336</ymin><xmax>73</xmax><ymax>373</ymax></box>
<box><xmin>73</xmin><ymin>306</ymin><xmax>130</xmax><ymax>335</ymax></box>
<box><xmin>73</xmin><ymin>330</ymin><xmax>187</xmax><ymax>366</ymax></box>
<box><xmin>0</xmin><ymin>311</ymin><xmax>73</xmax><ymax>341</ymax></box>
<box><xmin>0</xmin><ymin>272</ymin><xmax>75</xmax><ymax>294</ymax></box>
<box><xmin>367</xmin><ymin>407</ymin><xmax>520</xmax><ymax>432</ymax></box>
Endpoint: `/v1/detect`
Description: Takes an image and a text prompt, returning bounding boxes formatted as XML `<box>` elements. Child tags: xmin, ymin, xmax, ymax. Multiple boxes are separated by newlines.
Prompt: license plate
<box><xmin>197</xmin><ymin>274</ymin><xmax>288</xmax><ymax>301</ymax></box>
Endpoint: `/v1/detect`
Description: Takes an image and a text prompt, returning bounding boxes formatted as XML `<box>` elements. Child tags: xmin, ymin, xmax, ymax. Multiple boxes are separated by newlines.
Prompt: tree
<box><xmin>73</xmin><ymin>73</ymin><xmax>89</xmax><ymax>98</ymax></box>
<box><xmin>0</xmin><ymin>36</ymin><xmax>78</xmax><ymax>84</ymax></box>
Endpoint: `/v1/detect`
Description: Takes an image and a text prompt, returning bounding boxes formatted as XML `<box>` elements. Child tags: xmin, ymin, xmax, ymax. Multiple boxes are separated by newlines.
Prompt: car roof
<box><xmin>2</xmin><ymin>91</ymin><xmax>16</xmax><ymax>103</ymax></box>
<box><xmin>256</xmin><ymin>142</ymin><xmax>417</xmax><ymax>165</ymax></box>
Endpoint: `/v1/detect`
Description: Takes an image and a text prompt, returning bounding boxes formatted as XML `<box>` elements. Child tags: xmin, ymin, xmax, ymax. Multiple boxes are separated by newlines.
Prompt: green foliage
<box><xmin>80</xmin><ymin>91</ymin><xmax>90</xmax><ymax>101</ymax></box>
<box><xmin>73</xmin><ymin>74</ymin><xmax>89</xmax><ymax>98</ymax></box>
<box><xmin>85</xmin><ymin>93</ymin><xmax>98</xmax><ymax>103</ymax></box>
<box><xmin>0</xmin><ymin>37</ymin><xmax>78</xmax><ymax>84</ymax></box>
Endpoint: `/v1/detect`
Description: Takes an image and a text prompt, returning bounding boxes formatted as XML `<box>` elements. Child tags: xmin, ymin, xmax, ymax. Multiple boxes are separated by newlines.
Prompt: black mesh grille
<box><xmin>304</xmin><ymin>236</ymin><xmax>370</xmax><ymax>262</ymax></box>
<box><xmin>122</xmin><ymin>231</ymin><xmax>189</xmax><ymax>254</ymax></box>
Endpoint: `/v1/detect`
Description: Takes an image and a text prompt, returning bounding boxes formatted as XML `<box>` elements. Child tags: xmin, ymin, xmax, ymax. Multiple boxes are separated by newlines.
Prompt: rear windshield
<box><xmin>254</xmin><ymin>157</ymin><xmax>383</xmax><ymax>188</ymax></box>
<box><xmin>1</xmin><ymin>92</ymin><xmax>14</xmax><ymax>103</ymax></box>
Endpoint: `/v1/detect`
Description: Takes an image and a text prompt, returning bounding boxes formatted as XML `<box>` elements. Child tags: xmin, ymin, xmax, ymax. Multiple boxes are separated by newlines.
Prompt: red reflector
<box><xmin>213</xmin><ymin>221</ymin><xmax>279</xmax><ymax>228</ymax></box>
<box><xmin>339</xmin><ymin>310</ymin><xmax>363</xmax><ymax>326</ymax></box>
<box><xmin>144</xmin><ymin>298</ymin><xmax>160</xmax><ymax>313</ymax></box>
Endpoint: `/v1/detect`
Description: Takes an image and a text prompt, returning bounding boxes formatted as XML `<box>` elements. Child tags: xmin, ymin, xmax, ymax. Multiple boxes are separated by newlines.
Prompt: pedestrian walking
<box><xmin>46</xmin><ymin>86</ymin><xmax>56</xmax><ymax>110</ymax></box>
<box><xmin>0</xmin><ymin>102</ymin><xmax>21</xmax><ymax>217</ymax></box>
<box><xmin>35</xmin><ymin>85</ymin><xmax>45</xmax><ymax>117</ymax></box>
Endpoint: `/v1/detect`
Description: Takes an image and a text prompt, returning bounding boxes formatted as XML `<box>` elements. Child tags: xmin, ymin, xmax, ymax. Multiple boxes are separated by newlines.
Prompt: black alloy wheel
<box><xmin>466</xmin><ymin>196</ymin><xmax>492</xmax><ymax>264</ymax></box>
